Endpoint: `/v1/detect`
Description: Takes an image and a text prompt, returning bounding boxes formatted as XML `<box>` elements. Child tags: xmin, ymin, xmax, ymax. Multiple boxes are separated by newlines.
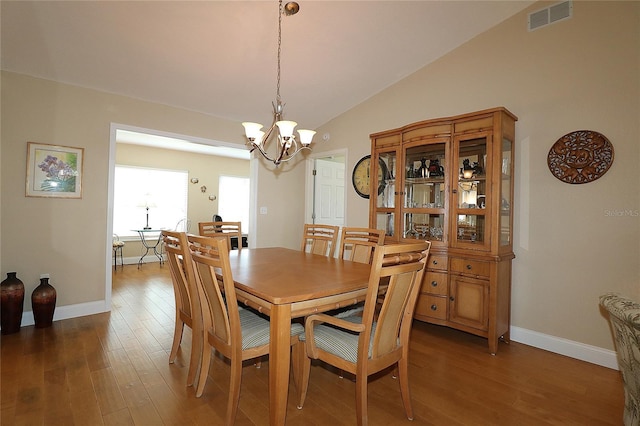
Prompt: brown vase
<box><xmin>32</xmin><ymin>276</ymin><xmax>56</xmax><ymax>328</ymax></box>
<box><xmin>1</xmin><ymin>272</ymin><xmax>25</xmax><ymax>334</ymax></box>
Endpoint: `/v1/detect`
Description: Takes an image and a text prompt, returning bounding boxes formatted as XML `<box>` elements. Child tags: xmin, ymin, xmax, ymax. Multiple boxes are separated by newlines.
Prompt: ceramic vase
<box><xmin>32</xmin><ymin>276</ymin><xmax>56</xmax><ymax>328</ymax></box>
<box><xmin>1</xmin><ymin>272</ymin><xmax>25</xmax><ymax>334</ymax></box>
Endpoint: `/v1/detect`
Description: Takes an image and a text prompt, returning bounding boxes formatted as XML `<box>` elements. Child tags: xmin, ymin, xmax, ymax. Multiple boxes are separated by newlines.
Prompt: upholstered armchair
<box><xmin>600</xmin><ymin>292</ymin><xmax>640</xmax><ymax>426</ymax></box>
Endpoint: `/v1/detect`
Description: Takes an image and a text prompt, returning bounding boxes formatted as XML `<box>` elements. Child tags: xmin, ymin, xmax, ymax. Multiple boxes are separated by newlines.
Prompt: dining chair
<box><xmin>338</xmin><ymin>227</ymin><xmax>385</xmax><ymax>263</ymax></box>
<box><xmin>599</xmin><ymin>292</ymin><xmax>640</xmax><ymax>426</ymax></box>
<box><xmin>112</xmin><ymin>234</ymin><xmax>125</xmax><ymax>270</ymax></box>
<box><xmin>301</xmin><ymin>223</ymin><xmax>339</xmax><ymax>257</ymax></box>
<box><xmin>295</xmin><ymin>241</ymin><xmax>431</xmax><ymax>426</ymax></box>
<box><xmin>332</xmin><ymin>227</ymin><xmax>385</xmax><ymax>318</ymax></box>
<box><xmin>187</xmin><ymin>234</ymin><xmax>305</xmax><ymax>424</ymax></box>
<box><xmin>198</xmin><ymin>221</ymin><xmax>243</xmax><ymax>250</ymax></box>
<box><xmin>161</xmin><ymin>230</ymin><xmax>202</xmax><ymax>388</ymax></box>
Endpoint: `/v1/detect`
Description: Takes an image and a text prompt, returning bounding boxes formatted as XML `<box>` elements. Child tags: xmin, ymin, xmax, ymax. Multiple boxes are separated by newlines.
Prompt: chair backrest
<box><xmin>175</xmin><ymin>218</ymin><xmax>192</xmax><ymax>232</ymax></box>
<box><xmin>599</xmin><ymin>292</ymin><xmax>640</xmax><ymax>426</ymax></box>
<box><xmin>198</xmin><ymin>221</ymin><xmax>243</xmax><ymax>250</ymax></box>
<box><xmin>301</xmin><ymin>224</ymin><xmax>339</xmax><ymax>257</ymax></box>
<box><xmin>162</xmin><ymin>230</ymin><xmax>200</xmax><ymax>327</ymax></box>
<box><xmin>187</xmin><ymin>234</ymin><xmax>241</xmax><ymax>350</ymax></box>
<box><xmin>338</xmin><ymin>227</ymin><xmax>385</xmax><ymax>264</ymax></box>
<box><xmin>361</xmin><ymin>241</ymin><xmax>430</xmax><ymax>360</ymax></box>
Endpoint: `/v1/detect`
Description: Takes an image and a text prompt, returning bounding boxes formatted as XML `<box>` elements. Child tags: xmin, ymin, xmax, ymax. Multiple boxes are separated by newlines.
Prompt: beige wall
<box><xmin>114</xmin><ymin>143</ymin><xmax>249</xmax><ymax>257</ymax></box>
<box><xmin>1</xmin><ymin>1</ymin><xmax>638</xmax><ymax>357</ymax></box>
<box><xmin>314</xmin><ymin>1</ymin><xmax>640</xmax><ymax>352</ymax></box>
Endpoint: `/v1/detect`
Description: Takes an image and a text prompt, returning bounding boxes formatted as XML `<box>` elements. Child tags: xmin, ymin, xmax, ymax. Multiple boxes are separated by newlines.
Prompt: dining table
<box><xmin>226</xmin><ymin>247</ymin><xmax>372</xmax><ymax>426</ymax></box>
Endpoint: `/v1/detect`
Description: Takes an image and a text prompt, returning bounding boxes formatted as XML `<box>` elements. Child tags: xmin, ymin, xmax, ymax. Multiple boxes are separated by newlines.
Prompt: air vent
<box><xmin>528</xmin><ymin>0</ymin><xmax>572</xmax><ymax>31</ymax></box>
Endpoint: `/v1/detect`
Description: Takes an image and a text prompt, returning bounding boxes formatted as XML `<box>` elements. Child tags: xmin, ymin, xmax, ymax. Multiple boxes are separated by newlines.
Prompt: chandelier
<box><xmin>242</xmin><ymin>0</ymin><xmax>316</xmax><ymax>166</ymax></box>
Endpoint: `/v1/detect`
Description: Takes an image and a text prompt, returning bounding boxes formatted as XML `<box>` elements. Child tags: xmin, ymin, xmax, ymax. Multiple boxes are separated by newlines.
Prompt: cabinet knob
<box><xmin>449</xmin><ymin>296</ymin><xmax>455</xmax><ymax>301</ymax></box>
<box><xmin>431</xmin><ymin>281</ymin><xmax>438</xmax><ymax>287</ymax></box>
<box><xmin>466</xmin><ymin>264</ymin><xmax>472</xmax><ymax>270</ymax></box>
<box><xmin>432</xmin><ymin>260</ymin><xmax>438</xmax><ymax>265</ymax></box>
<box><xmin>430</xmin><ymin>304</ymin><xmax>438</xmax><ymax>311</ymax></box>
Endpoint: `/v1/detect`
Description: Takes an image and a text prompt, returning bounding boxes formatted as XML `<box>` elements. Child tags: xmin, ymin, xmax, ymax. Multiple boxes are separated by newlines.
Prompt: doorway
<box><xmin>106</xmin><ymin>123</ymin><xmax>252</xmax><ymax>309</ymax></box>
<box><xmin>305</xmin><ymin>149</ymin><xmax>347</xmax><ymax>228</ymax></box>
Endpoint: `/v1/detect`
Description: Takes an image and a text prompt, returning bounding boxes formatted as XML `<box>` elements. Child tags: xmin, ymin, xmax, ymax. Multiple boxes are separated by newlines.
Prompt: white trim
<box><xmin>21</xmin><ymin>300</ymin><xmax>109</xmax><ymax>327</ymax></box>
<box><xmin>510</xmin><ymin>326</ymin><xmax>619</xmax><ymax>370</ymax></box>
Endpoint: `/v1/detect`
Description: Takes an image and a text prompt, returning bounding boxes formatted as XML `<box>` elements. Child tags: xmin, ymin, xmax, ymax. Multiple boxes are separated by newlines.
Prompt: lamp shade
<box><xmin>297</xmin><ymin>129</ymin><xmax>316</xmax><ymax>146</ymax></box>
<box><xmin>254</xmin><ymin>131</ymin><xmax>265</xmax><ymax>146</ymax></box>
<box><xmin>275</xmin><ymin>120</ymin><xmax>297</xmax><ymax>139</ymax></box>
<box><xmin>242</xmin><ymin>122</ymin><xmax>264</xmax><ymax>140</ymax></box>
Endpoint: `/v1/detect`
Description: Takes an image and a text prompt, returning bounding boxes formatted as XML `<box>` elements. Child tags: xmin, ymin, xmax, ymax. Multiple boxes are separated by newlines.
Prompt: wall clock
<box><xmin>352</xmin><ymin>155</ymin><xmax>388</xmax><ymax>199</ymax></box>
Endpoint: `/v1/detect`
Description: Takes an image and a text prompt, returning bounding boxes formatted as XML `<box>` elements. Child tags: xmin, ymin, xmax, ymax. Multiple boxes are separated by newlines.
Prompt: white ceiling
<box><xmin>2</xmin><ymin>0</ymin><xmax>533</xmax><ymax>154</ymax></box>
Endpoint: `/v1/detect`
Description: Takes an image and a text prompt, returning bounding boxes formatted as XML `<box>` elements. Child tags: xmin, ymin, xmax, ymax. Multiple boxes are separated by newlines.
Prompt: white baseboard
<box><xmin>13</xmin><ymin>297</ymin><xmax>619</xmax><ymax>371</ymax></box>
<box><xmin>21</xmin><ymin>300</ymin><xmax>109</xmax><ymax>327</ymax></box>
<box><xmin>510</xmin><ymin>326</ymin><xmax>619</xmax><ymax>370</ymax></box>
<box><xmin>111</xmin><ymin>255</ymin><xmax>165</xmax><ymax>267</ymax></box>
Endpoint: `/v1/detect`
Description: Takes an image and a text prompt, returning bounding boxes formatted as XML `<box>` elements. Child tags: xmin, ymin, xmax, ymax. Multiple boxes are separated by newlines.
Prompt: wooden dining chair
<box><xmin>301</xmin><ymin>223</ymin><xmax>339</xmax><ymax>257</ymax></box>
<box><xmin>331</xmin><ymin>227</ymin><xmax>386</xmax><ymax>319</ymax></box>
<box><xmin>187</xmin><ymin>234</ymin><xmax>305</xmax><ymax>425</ymax></box>
<box><xmin>338</xmin><ymin>227</ymin><xmax>385</xmax><ymax>263</ymax></box>
<box><xmin>295</xmin><ymin>241</ymin><xmax>431</xmax><ymax>426</ymax></box>
<box><xmin>198</xmin><ymin>221</ymin><xmax>243</xmax><ymax>250</ymax></box>
<box><xmin>161</xmin><ymin>230</ymin><xmax>202</xmax><ymax>388</ymax></box>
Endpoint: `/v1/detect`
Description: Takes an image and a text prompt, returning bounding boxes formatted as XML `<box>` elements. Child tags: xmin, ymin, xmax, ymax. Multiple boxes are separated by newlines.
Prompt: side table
<box><xmin>132</xmin><ymin>229</ymin><xmax>164</xmax><ymax>268</ymax></box>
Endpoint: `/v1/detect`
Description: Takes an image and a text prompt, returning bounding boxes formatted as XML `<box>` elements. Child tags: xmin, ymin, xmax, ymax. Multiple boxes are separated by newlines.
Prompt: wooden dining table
<box><xmin>226</xmin><ymin>247</ymin><xmax>372</xmax><ymax>425</ymax></box>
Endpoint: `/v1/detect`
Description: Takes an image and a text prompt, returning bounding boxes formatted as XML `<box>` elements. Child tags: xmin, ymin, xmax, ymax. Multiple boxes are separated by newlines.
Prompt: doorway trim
<box><xmin>106</xmin><ymin>122</ymin><xmax>254</xmax><ymax>310</ymax></box>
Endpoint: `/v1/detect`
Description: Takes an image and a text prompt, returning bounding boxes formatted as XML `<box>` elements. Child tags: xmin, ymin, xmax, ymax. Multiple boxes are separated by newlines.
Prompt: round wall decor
<box><xmin>547</xmin><ymin>130</ymin><xmax>614</xmax><ymax>184</ymax></box>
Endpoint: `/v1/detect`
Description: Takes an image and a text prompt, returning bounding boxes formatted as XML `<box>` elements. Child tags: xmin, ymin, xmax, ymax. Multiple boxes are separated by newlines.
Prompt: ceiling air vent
<box><xmin>528</xmin><ymin>0</ymin><xmax>573</xmax><ymax>31</ymax></box>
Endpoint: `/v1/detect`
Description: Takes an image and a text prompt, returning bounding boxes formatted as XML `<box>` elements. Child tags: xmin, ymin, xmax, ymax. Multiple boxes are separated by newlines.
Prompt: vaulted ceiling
<box><xmin>2</xmin><ymin>1</ymin><xmax>533</xmax><ymax>135</ymax></box>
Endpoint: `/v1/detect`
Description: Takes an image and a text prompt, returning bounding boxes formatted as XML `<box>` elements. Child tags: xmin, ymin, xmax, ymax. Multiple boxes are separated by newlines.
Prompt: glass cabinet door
<box><xmin>500</xmin><ymin>137</ymin><xmax>513</xmax><ymax>246</ymax></box>
<box><xmin>373</xmin><ymin>150</ymin><xmax>397</xmax><ymax>238</ymax></box>
<box><xmin>453</xmin><ymin>135</ymin><xmax>489</xmax><ymax>248</ymax></box>
<box><xmin>402</xmin><ymin>141</ymin><xmax>447</xmax><ymax>244</ymax></box>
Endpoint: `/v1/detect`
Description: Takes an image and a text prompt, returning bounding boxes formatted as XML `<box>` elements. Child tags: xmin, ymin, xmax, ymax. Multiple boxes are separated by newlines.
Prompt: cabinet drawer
<box><xmin>423</xmin><ymin>271</ymin><xmax>448</xmax><ymax>296</ymax></box>
<box><xmin>415</xmin><ymin>295</ymin><xmax>447</xmax><ymax>320</ymax></box>
<box><xmin>450</xmin><ymin>257</ymin><xmax>490</xmax><ymax>278</ymax></box>
<box><xmin>427</xmin><ymin>254</ymin><xmax>448</xmax><ymax>271</ymax></box>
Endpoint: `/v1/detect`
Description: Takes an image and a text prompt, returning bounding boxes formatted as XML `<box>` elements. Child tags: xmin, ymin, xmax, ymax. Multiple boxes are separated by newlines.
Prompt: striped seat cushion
<box><xmin>302</xmin><ymin>316</ymin><xmax>377</xmax><ymax>363</ymax></box>
<box><xmin>239</xmin><ymin>308</ymin><xmax>304</xmax><ymax>350</ymax></box>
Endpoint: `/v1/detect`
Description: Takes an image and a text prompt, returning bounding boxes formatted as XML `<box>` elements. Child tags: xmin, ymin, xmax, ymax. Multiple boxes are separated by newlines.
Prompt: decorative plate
<box><xmin>547</xmin><ymin>130</ymin><xmax>614</xmax><ymax>184</ymax></box>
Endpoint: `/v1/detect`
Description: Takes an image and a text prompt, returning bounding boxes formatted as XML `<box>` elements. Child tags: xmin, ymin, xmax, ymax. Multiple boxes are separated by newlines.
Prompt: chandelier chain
<box><xmin>276</xmin><ymin>0</ymin><xmax>283</xmax><ymax>106</ymax></box>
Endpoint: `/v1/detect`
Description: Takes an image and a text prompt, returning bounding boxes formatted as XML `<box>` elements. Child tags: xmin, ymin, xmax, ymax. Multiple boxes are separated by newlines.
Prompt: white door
<box><xmin>313</xmin><ymin>158</ymin><xmax>345</xmax><ymax>227</ymax></box>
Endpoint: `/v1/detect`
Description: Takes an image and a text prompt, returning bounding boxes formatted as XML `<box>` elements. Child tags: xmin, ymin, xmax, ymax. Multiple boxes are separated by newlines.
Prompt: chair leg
<box><xmin>195</xmin><ymin>343</ymin><xmax>213</xmax><ymax>397</ymax></box>
<box><xmin>397</xmin><ymin>357</ymin><xmax>414</xmax><ymax>421</ymax></box>
<box><xmin>292</xmin><ymin>340</ymin><xmax>311</xmax><ymax>409</ymax></box>
<box><xmin>169</xmin><ymin>319</ymin><xmax>184</xmax><ymax>363</ymax></box>
<box><xmin>355</xmin><ymin>373</ymin><xmax>368</xmax><ymax>426</ymax></box>
<box><xmin>186</xmin><ymin>325</ymin><xmax>202</xmax><ymax>387</ymax></box>
<box><xmin>226</xmin><ymin>356</ymin><xmax>243</xmax><ymax>426</ymax></box>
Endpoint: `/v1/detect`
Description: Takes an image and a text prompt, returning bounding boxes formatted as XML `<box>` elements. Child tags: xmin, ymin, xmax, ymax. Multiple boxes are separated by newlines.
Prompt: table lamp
<box><xmin>137</xmin><ymin>195</ymin><xmax>157</xmax><ymax>230</ymax></box>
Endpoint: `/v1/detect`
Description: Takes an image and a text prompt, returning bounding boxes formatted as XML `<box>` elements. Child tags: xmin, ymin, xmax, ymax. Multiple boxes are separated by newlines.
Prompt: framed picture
<box><xmin>26</xmin><ymin>142</ymin><xmax>84</xmax><ymax>198</ymax></box>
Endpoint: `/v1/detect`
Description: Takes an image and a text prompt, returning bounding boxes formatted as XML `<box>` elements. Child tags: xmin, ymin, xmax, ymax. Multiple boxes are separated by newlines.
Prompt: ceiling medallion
<box><xmin>547</xmin><ymin>130</ymin><xmax>614</xmax><ymax>184</ymax></box>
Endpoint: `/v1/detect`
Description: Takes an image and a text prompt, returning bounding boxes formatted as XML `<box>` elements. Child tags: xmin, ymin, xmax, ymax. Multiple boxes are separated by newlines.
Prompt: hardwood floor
<box><xmin>1</xmin><ymin>262</ymin><xmax>624</xmax><ymax>425</ymax></box>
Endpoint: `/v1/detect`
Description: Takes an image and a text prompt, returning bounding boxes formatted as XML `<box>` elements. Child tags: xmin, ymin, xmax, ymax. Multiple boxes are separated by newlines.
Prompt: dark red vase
<box><xmin>1</xmin><ymin>272</ymin><xmax>25</xmax><ymax>334</ymax></box>
<box><xmin>32</xmin><ymin>276</ymin><xmax>56</xmax><ymax>328</ymax></box>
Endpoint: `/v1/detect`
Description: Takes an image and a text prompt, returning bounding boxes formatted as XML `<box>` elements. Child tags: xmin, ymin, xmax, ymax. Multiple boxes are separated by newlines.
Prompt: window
<box><xmin>113</xmin><ymin>165</ymin><xmax>188</xmax><ymax>237</ymax></box>
<box><xmin>218</xmin><ymin>175</ymin><xmax>250</xmax><ymax>234</ymax></box>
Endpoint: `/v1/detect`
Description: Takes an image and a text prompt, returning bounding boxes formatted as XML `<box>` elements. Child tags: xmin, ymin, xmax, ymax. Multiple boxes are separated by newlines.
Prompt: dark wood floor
<box><xmin>1</xmin><ymin>262</ymin><xmax>625</xmax><ymax>425</ymax></box>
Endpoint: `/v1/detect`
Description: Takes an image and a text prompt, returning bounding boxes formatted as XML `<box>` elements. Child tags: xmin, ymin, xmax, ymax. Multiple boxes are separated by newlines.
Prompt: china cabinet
<box><xmin>369</xmin><ymin>107</ymin><xmax>517</xmax><ymax>354</ymax></box>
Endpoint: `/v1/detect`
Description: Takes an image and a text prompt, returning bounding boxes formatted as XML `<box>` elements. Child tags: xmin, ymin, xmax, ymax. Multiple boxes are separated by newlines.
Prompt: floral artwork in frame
<box><xmin>26</xmin><ymin>142</ymin><xmax>84</xmax><ymax>198</ymax></box>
